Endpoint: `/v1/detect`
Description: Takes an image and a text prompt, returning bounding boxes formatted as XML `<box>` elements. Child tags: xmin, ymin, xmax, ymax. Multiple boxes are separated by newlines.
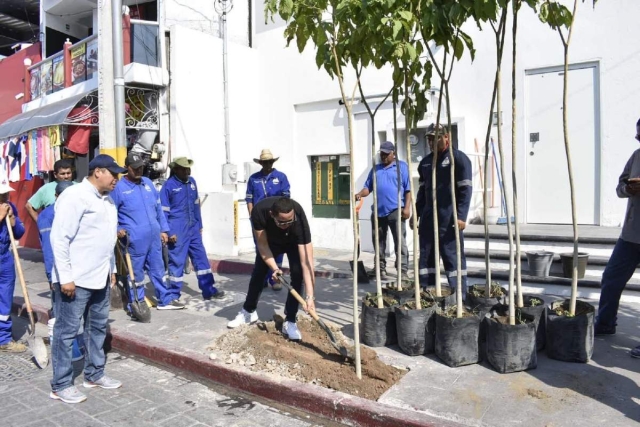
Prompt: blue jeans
<box><xmin>51</xmin><ymin>280</ymin><xmax>110</xmax><ymax>392</ymax></box>
<box><xmin>596</xmin><ymin>238</ymin><xmax>640</xmax><ymax>329</ymax></box>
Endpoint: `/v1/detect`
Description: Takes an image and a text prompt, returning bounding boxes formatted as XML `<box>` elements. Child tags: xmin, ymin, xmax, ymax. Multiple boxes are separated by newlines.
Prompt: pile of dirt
<box><xmin>208</xmin><ymin>316</ymin><xmax>406</xmax><ymax>400</ymax></box>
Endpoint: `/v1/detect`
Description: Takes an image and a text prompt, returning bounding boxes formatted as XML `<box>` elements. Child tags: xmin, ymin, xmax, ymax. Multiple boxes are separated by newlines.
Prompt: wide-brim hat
<box><xmin>253</xmin><ymin>149</ymin><xmax>279</xmax><ymax>164</ymax></box>
<box><xmin>0</xmin><ymin>181</ymin><xmax>14</xmax><ymax>194</ymax></box>
<box><xmin>169</xmin><ymin>157</ymin><xmax>194</xmax><ymax>169</ymax></box>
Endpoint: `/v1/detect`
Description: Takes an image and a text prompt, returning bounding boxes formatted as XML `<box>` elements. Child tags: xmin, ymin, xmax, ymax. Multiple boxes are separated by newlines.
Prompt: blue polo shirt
<box><xmin>363</xmin><ymin>160</ymin><xmax>410</xmax><ymax>217</ymax></box>
<box><xmin>245</xmin><ymin>169</ymin><xmax>290</xmax><ymax>205</ymax></box>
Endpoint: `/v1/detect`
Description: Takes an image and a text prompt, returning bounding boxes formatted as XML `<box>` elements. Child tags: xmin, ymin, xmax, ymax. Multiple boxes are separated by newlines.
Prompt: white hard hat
<box><xmin>0</xmin><ymin>180</ymin><xmax>14</xmax><ymax>194</ymax></box>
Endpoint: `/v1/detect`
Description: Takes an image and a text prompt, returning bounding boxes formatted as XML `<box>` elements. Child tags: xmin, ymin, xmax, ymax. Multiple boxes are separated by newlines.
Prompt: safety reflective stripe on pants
<box><xmin>457</xmin><ymin>179</ymin><xmax>472</xmax><ymax>187</ymax></box>
<box><xmin>39</xmin><ymin>227</ymin><xmax>52</xmax><ymax>233</ymax></box>
<box><xmin>419</xmin><ymin>268</ymin><xmax>438</xmax><ymax>275</ymax></box>
<box><xmin>0</xmin><ymin>314</ymin><xmax>9</xmax><ymax>321</ymax></box>
<box><xmin>169</xmin><ymin>275</ymin><xmax>183</xmax><ymax>282</ymax></box>
<box><xmin>162</xmin><ymin>206</ymin><xmax>170</xmax><ymax>212</ymax></box>
<box><xmin>134</xmin><ymin>282</ymin><xmax>146</xmax><ymax>288</ymax></box>
<box><xmin>196</xmin><ymin>269</ymin><xmax>212</xmax><ymax>276</ymax></box>
<box><xmin>445</xmin><ymin>270</ymin><xmax>468</xmax><ymax>277</ymax></box>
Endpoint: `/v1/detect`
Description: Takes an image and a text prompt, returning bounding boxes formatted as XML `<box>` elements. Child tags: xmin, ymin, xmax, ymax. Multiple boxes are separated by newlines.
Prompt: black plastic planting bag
<box><xmin>361</xmin><ymin>302</ymin><xmax>397</xmax><ymax>347</ymax></box>
<box><xmin>395</xmin><ymin>304</ymin><xmax>437</xmax><ymax>356</ymax></box>
<box><xmin>519</xmin><ymin>295</ymin><xmax>546</xmax><ymax>351</ymax></box>
<box><xmin>424</xmin><ymin>286</ymin><xmax>456</xmax><ymax>310</ymax></box>
<box><xmin>466</xmin><ymin>285</ymin><xmax>507</xmax><ymax>316</ymax></box>
<box><xmin>546</xmin><ymin>300</ymin><xmax>594</xmax><ymax>363</ymax></box>
<box><xmin>435</xmin><ymin>312</ymin><xmax>482</xmax><ymax>367</ymax></box>
<box><xmin>485</xmin><ymin>313</ymin><xmax>538</xmax><ymax>374</ymax></box>
<box><xmin>383</xmin><ymin>287</ymin><xmax>415</xmax><ymax>305</ymax></box>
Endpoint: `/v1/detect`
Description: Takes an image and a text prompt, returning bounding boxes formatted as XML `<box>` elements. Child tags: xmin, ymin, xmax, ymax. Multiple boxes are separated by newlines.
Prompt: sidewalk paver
<box><xmin>10</xmin><ymin>247</ymin><xmax>640</xmax><ymax>427</ymax></box>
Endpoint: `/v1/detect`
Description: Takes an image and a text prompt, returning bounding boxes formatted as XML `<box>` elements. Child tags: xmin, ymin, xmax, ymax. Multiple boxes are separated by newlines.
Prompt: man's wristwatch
<box><xmin>305</xmin><ymin>295</ymin><xmax>315</xmax><ymax>301</ymax></box>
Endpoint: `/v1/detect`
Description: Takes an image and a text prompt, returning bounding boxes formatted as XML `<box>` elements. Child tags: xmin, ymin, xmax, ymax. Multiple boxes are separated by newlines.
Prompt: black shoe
<box><xmin>204</xmin><ymin>290</ymin><xmax>226</xmax><ymax>300</ymax></box>
<box><xmin>594</xmin><ymin>324</ymin><xmax>616</xmax><ymax>336</ymax></box>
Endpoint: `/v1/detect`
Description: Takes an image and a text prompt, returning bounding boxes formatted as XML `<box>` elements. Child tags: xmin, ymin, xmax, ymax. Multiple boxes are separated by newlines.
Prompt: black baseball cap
<box><xmin>88</xmin><ymin>154</ymin><xmax>127</xmax><ymax>174</ymax></box>
<box><xmin>426</xmin><ymin>123</ymin><xmax>447</xmax><ymax>136</ymax></box>
<box><xmin>55</xmin><ymin>181</ymin><xmax>74</xmax><ymax>195</ymax></box>
<box><xmin>125</xmin><ymin>152</ymin><xmax>145</xmax><ymax>169</ymax></box>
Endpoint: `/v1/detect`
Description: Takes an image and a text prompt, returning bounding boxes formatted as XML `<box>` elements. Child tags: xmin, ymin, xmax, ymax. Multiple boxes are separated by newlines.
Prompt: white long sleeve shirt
<box><xmin>51</xmin><ymin>178</ymin><xmax>118</xmax><ymax>289</ymax></box>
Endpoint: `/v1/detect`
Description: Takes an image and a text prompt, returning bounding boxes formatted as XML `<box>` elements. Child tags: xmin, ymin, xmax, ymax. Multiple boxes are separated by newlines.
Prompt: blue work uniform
<box><xmin>161</xmin><ymin>175</ymin><xmax>220</xmax><ymax>300</ymax></box>
<box><xmin>37</xmin><ymin>204</ymin><xmax>55</xmax><ymax>283</ymax></box>
<box><xmin>362</xmin><ymin>160</ymin><xmax>410</xmax><ymax>272</ymax></box>
<box><xmin>0</xmin><ymin>203</ymin><xmax>25</xmax><ymax>345</ymax></box>
<box><xmin>111</xmin><ymin>176</ymin><xmax>172</xmax><ymax>306</ymax></box>
<box><xmin>416</xmin><ymin>148</ymin><xmax>472</xmax><ymax>294</ymax></box>
<box><xmin>245</xmin><ymin>169</ymin><xmax>291</xmax><ymax>284</ymax></box>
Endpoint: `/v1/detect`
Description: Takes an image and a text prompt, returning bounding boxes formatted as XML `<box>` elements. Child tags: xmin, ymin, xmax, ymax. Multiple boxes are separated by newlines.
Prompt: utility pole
<box><xmin>215</xmin><ymin>0</ymin><xmax>235</xmax><ymax>185</ymax></box>
<box><xmin>112</xmin><ymin>0</ymin><xmax>127</xmax><ymax>166</ymax></box>
<box><xmin>98</xmin><ymin>0</ymin><xmax>116</xmax><ymax>158</ymax></box>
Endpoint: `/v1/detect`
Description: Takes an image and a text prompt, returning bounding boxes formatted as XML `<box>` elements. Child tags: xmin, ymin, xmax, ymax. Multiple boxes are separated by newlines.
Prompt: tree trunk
<box><xmin>431</xmin><ymin>64</ymin><xmax>447</xmax><ymax>298</ymax></box>
<box><xmin>394</xmin><ymin>93</ymin><xmax>403</xmax><ymax>291</ymax></box>
<box><xmin>495</xmin><ymin>52</ymin><xmax>516</xmax><ymax>326</ymax></box>
<box><xmin>511</xmin><ymin>0</ymin><xmax>524</xmax><ymax>308</ymax></box>
<box><xmin>332</xmin><ymin>46</ymin><xmax>361</xmax><ymax>379</ymax></box>
<box><xmin>563</xmin><ymin>0</ymin><xmax>580</xmax><ymax>316</ymax></box>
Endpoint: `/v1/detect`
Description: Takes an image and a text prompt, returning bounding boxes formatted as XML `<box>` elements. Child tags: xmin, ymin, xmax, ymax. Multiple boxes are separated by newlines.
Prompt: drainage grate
<box><xmin>0</xmin><ymin>352</ymin><xmax>43</xmax><ymax>382</ymax></box>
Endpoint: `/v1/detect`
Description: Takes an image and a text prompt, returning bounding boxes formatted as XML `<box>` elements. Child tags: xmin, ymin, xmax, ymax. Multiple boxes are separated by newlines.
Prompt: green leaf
<box><xmin>398</xmin><ymin>10</ymin><xmax>413</xmax><ymax>21</ymax></box>
<box><xmin>453</xmin><ymin>37</ymin><xmax>464</xmax><ymax>60</ymax></box>
<box><xmin>393</xmin><ymin>20</ymin><xmax>402</xmax><ymax>39</ymax></box>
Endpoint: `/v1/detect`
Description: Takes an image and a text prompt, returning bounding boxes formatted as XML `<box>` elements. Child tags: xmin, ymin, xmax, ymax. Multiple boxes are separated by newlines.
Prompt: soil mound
<box><xmin>209</xmin><ymin>317</ymin><xmax>406</xmax><ymax>400</ymax></box>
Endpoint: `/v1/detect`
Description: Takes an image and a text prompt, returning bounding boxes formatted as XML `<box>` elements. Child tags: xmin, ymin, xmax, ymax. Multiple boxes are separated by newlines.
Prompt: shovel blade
<box><xmin>29</xmin><ymin>337</ymin><xmax>49</xmax><ymax>369</ymax></box>
<box><xmin>131</xmin><ymin>301</ymin><xmax>151</xmax><ymax>323</ymax></box>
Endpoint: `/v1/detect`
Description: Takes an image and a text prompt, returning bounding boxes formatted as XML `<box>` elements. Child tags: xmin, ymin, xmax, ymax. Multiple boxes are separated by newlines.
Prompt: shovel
<box><xmin>118</xmin><ymin>236</ymin><xmax>151</xmax><ymax>323</ymax></box>
<box><xmin>349</xmin><ymin>199</ymin><xmax>370</xmax><ymax>284</ymax></box>
<box><xmin>277</xmin><ymin>275</ymin><xmax>354</xmax><ymax>360</ymax></box>
<box><xmin>5</xmin><ymin>216</ymin><xmax>48</xmax><ymax>368</ymax></box>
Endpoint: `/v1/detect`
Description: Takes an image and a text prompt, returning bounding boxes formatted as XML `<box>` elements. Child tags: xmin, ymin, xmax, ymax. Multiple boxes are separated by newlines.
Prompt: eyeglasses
<box><xmin>273</xmin><ymin>215</ymin><xmax>296</xmax><ymax>227</ymax></box>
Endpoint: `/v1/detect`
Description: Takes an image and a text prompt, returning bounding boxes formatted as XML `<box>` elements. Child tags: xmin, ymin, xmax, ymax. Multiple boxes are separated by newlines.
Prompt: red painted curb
<box><xmin>12</xmin><ymin>300</ymin><xmax>460</xmax><ymax>426</ymax></box>
<box><xmin>109</xmin><ymin>326</ymin><xmax>460</xmax><ymax>427</ymax></box>
<box><xmin>209</xmin><ymin>258</ymin><xmax>352</xmax><ymax>280</ymax></box>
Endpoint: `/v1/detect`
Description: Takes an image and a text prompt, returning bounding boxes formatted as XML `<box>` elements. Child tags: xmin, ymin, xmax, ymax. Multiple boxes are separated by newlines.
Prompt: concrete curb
<box><xmin>12</xmin><ymin>298</ymin><xmax>460</xmax><ymax>427</ymax></box>
<box><xmin>109</xmin><ymin>328</ymin><xmax>459</xmax><ymax>427</ymax></box>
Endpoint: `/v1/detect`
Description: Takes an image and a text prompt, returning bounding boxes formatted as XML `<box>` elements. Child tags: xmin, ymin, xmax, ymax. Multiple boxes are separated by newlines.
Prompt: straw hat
<box><xmin>253</xmin><ymin>149</ymin><xmax>279</xmax><ymax>164</ymax></box>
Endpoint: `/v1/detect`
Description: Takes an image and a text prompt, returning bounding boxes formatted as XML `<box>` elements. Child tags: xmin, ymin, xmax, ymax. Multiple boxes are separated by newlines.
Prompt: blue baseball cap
<box><xmin>380</xmin><ymin>141</ymin><xmax>395</xmax><ymax>153</ymax></box>
<box><xmin>88</xmin><ymin>154</ymin><xmax>127</xmax><ymax>174</ymax></box>
<box><xmin>55</xmin><ymin>181</ymin><xmax>74</xmax><ymax>195</ymax></box>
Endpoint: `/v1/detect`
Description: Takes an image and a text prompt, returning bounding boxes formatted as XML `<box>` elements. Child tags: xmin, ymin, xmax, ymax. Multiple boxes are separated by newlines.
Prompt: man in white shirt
<box><xmin>49</xmin><ymin>154</ymin><xmax>126</xmax><ymax>404</ymax></box>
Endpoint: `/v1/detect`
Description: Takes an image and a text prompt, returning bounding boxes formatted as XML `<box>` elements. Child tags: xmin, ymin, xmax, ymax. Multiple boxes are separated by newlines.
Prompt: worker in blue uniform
<box><xmin>0</xmin><ymin>181</ymin><xmax>26</xmax><ymax>353</ymax></box>
<box><xmin>112</xmin><ymin>153</ymin><xmax>175</xmax><ymax>310</ymax></box>
<box><xmin>38</xmin><ymin>181</ymin><xmax>74</xmax><ymax>313</ymax></box>
<box><xmin>161</xmin><ymin>157</ymin><xmax>225</xmax><ymax>301</ymax></box>
<box><xmin>246</xmin><ymin>149</ymin><xmax>291</xmax><ymax>290</ymax></box>
<box><xmin>415</xmin><ymin>124</ymin><xmax>473</xmax><ymax>298</ymax></box>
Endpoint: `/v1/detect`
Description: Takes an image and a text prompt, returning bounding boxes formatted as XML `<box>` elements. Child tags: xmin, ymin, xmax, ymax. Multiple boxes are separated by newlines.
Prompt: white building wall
<box><xmin>169</xmin><ymin>0</ymin><xmax>639</xmax><ymax>253</ymax></box>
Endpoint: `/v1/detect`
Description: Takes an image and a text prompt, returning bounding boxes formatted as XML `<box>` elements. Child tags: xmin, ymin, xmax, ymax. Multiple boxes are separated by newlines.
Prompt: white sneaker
<box><xmin>227</xmin><ymin>309</ymin><xmax>258</xmax><ymax>328</ymax></box>
<box><xmin>283</xmin><ymin>321</ymin><xmax>302</xmax><ymax>340</ymax></box>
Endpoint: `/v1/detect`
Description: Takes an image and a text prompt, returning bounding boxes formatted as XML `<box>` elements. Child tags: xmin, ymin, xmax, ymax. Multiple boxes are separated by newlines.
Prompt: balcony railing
<box><xmin>25</xmin><ymin>17</ymin><xmax>162</xmax><ymax>103</ymax></box>
<box><xmin>26</xmin><ymin>34</ymin><xmax>98</xmax><ymax>102</ymax></box>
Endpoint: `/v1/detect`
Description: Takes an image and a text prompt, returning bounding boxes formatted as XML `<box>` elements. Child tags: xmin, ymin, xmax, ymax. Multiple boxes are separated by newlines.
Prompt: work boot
<box><xmin>83</xmin><ymin>375</ymin><xmax>122</xmax><ymax>389</ymax></box>
<box><xmin>0</xmin><ymin>341</ymin><xmax>27</xmax><ymax>353</ymax></box>
<box><xmin>228</xmin><ymin>309</ymin><xmax>259</xmax><ymax>328</ymax></box>
<box><xmin>366</xmin><ymin>268</ymin><xmax>388</xmax><ymax>280</ymax></box>
<box><xmin>204</xmin><ymin>289</ymin><xmax>227</xmax><ymax>300</ymax></box>
<box><xmin>283</xmin><ymin>321</ymin><xmax>302</xmax><ymax>340</ymax></box>
<box><xmin>50</xmin><ymin>386</ymin><xmax>87</xmax><ymax>404</ymax></box>
<box><xmin>594</xmin><ymin>324</ymin><xmax>616</xmax><ymax>336</ymax></box>
<box><xmin>630</xmin><ymin>345</ymin><xmax>640</xmax><ymax>359</ymax></box>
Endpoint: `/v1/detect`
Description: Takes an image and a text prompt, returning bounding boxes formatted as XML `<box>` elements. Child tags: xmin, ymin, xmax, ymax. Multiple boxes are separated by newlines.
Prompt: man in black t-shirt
<box><xmin>227</xmin><ymin>197</ymin><xmax>316</xmax><ymax>340</ymax></box>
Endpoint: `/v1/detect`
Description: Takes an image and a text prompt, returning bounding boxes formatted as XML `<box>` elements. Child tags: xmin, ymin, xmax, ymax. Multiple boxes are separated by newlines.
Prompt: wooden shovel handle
<box><xmin>5</xmin><ymin>216</ymin><xmax>36</xmax><ymax>329</ymax></box>
<box><xmin>124</xmin><ymin>251</ymin><xmax>135</xmax><ymax>282</ymax></box>
<box><xmin>277</xmin><ymin>276</ymin><xmax>320</xmax><ymax>322</ymax></box>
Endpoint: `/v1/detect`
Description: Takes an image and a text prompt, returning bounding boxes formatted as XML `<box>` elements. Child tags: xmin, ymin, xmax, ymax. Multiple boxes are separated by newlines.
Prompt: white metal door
<box><xmin>525</xmin><ymin>66</ymin><xmax>598</xmax><ymax>225</ymax></box>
